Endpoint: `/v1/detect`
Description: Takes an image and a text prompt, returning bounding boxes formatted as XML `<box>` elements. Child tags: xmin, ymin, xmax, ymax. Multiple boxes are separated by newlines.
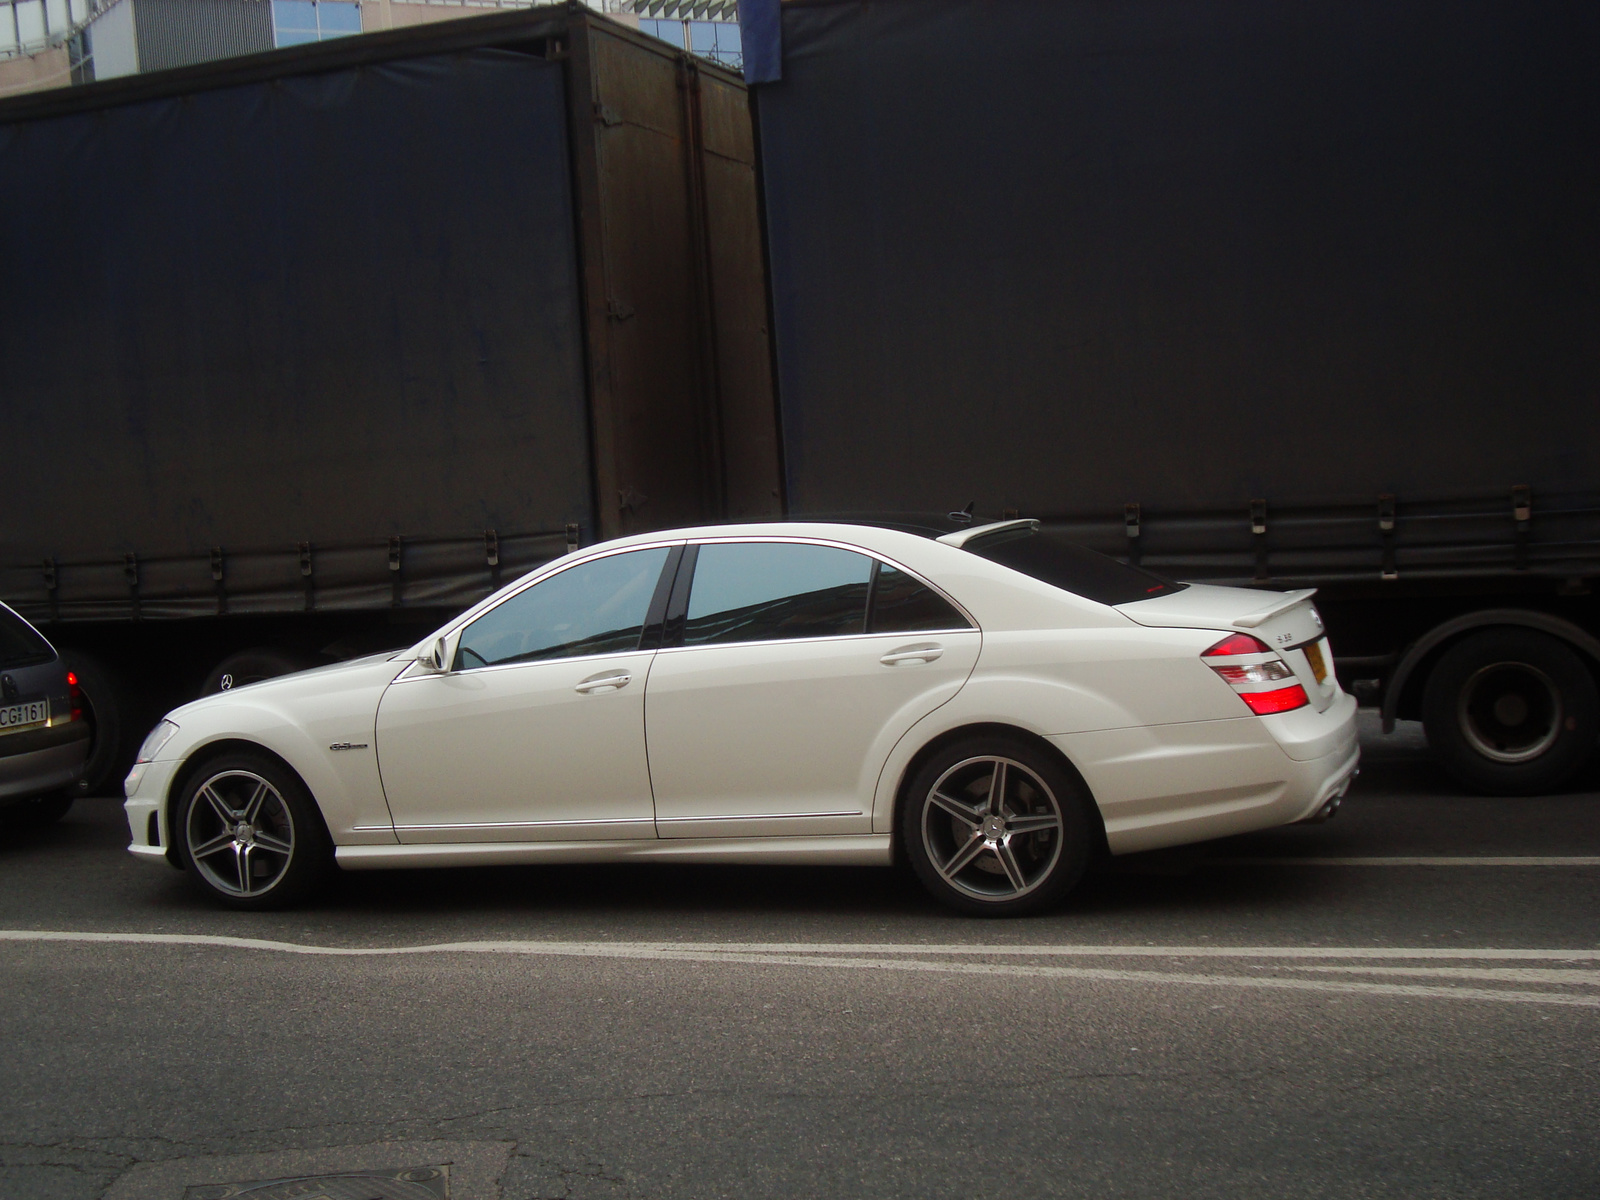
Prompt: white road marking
<box><xmin>1283</xmin><ymin>965</ymin><xmax>1600</xmax><ymax>985</ymax></box>
<box><xmin>1212</xmin><ymin>856</ymin><xmax>1600</xmax><ymax>867</ymax></box>
<box><xmin>3</xmin><ymin>930</ymin><xmax>1599</xmax><ymax>1008</ymax></box>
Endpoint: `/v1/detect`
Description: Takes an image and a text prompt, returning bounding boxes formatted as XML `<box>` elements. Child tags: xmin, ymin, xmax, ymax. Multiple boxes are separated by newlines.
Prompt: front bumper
<box><xmin>123</xmin><ymin>757</ymin><xmax>180</xmax><ymax>865</ymax></box>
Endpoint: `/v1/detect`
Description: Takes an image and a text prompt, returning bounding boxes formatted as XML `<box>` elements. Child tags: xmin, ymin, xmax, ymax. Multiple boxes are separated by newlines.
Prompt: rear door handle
<box><xmin>880</xmin><ymin>644</ymin><xmax>944</xmax><ymax>666</ymax></box>
<box><xmin>575</xmin><ymin>671</ymin><xmax>632</xmax><ymax>694</ymax></box>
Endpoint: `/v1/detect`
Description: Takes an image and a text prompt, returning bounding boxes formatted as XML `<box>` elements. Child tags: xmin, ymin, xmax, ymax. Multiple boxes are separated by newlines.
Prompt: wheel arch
<box><xmin>888</xmin><ymin>721</ymin><xmax>1109</xmax><ymax>866</ymax></box>
<box><xmin>1383</xmin><ymin>609</ymin><xmax>1600</xmax><ymax>730</ymax></box>
<box><xmin>162</xmin><ymin>738</ymin><xmax>331</xmax><ymax>868</ymax></box>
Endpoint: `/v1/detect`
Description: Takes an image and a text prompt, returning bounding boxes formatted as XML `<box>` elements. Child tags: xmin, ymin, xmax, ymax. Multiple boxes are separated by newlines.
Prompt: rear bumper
<box><xmin>0</xmin><ymin>723</ymin><xmax>90</xmax><ymax>801</ymax></box>
<box><xmin>1051</xmin><ymin>694</ymin><xmax>1361</xmax><ymax>855</ymax></box>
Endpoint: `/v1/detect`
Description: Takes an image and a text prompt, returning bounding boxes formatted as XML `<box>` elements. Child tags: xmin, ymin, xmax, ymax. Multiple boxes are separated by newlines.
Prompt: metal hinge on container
<box><xmin>1124</xmin><ymin>502</ymin><xmax>1142</xmax><ymax>566</ymax></box>
<box><xmin>607</xmin><ymin>299</ymin><xmax>635</xmax><ymax>322</ymax></box>
<box><xmin>300</xmin><ymin>542</ymin><xmax>315</xmax><ymax>612</ymax></box>
<box><xmin>211</xmin><ymin>546</ymin><xmax>228</xmax><ymax>615</ymax></box>
<box><xmin>566</xmin><ymin>523</ymin><xmax>581</xmax><ymax>555</ymax></box>
<box><xmin>125</xmin><ymin>552</ymin><xmax>141</xmax><ymax>620</ymax></box>
<box><xmin>388</xmin><ymin>536</ymin><xmax>403</xmax><ymax>608</ymax></box>
<box><xmin>485</xmin><ymin>529</ymin><xmax>502</xmax><ymax>588</ymax></box>
<box><xmin>1512</xmin><ymin>485</ymin><xmax>1531</xmax><ymax>571</ymax></box>
<box><xmin>42</xmin><ymin>557</ymin><xmax>58</xmax><ymax>623</ymax></box>
<box><xmin>1249</xmin><ymin>498</ymin><xmax>1268</xmax><ymax>582</ymax></box>
<box><xmin>1377</xmin><ymin>494</ymin><xmax>1397</xmax><ymax>581</ymax></box>
<box><xmin>595</xmin><ymin>102</ymin><xmax>624</xmax><ymax>127</ymax></box>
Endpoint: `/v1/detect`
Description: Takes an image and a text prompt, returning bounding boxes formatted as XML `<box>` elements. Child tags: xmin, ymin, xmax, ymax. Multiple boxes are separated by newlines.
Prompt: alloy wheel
<box><xmin>919</xmin><ymin>755</ymin><xmax>1065</xmax><ymax>902</ymax></box>
<box><xmin>185</xmin><ymin>770</ymin><xmax>297</xmax><ymax>897</ymax></box>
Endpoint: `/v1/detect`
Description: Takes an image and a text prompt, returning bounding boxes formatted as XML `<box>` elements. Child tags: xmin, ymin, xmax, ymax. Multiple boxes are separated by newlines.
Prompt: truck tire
<box><xmin>59</xmin><ymin>651</ymin><xmax>129</xmax><ymax>799</ymax></box>
<box><xmin>1422</xmin><ymin>629</ymin><xmax>1599</xmax><ymax>796</ymax></box>
<box><xmin>200</xmin><ymin>648</ymin><xmax>316</xmax><ymax>696</ymax></box>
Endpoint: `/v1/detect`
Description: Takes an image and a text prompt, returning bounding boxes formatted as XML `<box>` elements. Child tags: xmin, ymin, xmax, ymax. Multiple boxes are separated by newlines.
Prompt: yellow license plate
<box><xmin>1304</xmin><ymin>639</ymin><xmax>1328</xmax><ymax>684</ymax></box>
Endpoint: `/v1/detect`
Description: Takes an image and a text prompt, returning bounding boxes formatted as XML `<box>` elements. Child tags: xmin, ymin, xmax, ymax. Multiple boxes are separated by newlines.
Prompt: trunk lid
<box><xmin>1117</xmin><ymin>584</ymin><xmax>1338</xmax><ymax>711</ymax></box>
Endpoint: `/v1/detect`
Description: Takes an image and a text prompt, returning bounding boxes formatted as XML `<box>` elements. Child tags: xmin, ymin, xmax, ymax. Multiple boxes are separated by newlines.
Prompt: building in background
<box><xmin>0</xmin><ymin>0</ymin><xmax>740</xmax><ymax>97</ymax></box>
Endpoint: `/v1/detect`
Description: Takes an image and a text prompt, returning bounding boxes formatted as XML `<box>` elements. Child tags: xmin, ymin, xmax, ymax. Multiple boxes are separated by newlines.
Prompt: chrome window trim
<box><xmin>390</xmin><ymin>644</ymin><xmax>658</xmax><ymax>685</ymax></box>
<box><xmin>682</xmin><ymin>534</ymin><xmax>981</xmax><ymax>637</ymax></box>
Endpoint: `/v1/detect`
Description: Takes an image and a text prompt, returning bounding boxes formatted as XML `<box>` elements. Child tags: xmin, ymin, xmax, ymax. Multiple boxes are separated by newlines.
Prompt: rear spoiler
<box><xmin>1232</xmin><ymin>588</ymin><xmax>1318</xmax><ymax>629</ymax></box>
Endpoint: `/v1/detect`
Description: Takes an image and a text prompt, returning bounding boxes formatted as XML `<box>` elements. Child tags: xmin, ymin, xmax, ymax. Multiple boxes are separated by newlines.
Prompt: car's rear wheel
<box><xmin>174</xmin><ymin>752</ymin><xmax>333</xmax><ymax>909</ymax></box>
<box><xmin>901</xmin><ymin>736</ymin><xmax>1092</xmax><ymax>916</ymax></box>
<box><xmin>1422</xmin><ymin>629</ymin><xmax>1598</xmax><ymax>795</ymax></box>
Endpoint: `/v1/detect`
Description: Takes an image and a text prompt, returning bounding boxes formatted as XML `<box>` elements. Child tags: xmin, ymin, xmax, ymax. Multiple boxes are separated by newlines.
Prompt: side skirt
<box><xmin>334</xmin><ymin>834</ymin><xmax>893</xmax><ymax>871</ymax></box>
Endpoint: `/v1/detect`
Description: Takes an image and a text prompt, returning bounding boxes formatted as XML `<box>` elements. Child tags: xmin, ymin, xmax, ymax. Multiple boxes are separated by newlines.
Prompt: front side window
<box><xmin>454</xmin><ymin>547</ymin><xmax>670</xmax><ymax>669</ymax></box>
<box><xmin>684</xmin><ymin>543</ymin><xmax>872</xmax><ymax>646</ymax></box>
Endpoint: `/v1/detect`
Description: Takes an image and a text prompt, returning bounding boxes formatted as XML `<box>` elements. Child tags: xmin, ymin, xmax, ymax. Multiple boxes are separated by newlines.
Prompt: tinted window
<box><xmin>455</xmin><ymin>548</ymin><xmax>670</xmax><ymax>669</ymax></box>
<box><xmin>965</xmin><ymin>527</ymin><xmax>1186</xmax><ymax>606</ymax></box>
<box><xmin>684</xmin><ymin>543</ymin><xmax>871</xmax><ymax>645</ymax></box>
<box><xmin>0</xmin><ymin>607</ymin><xmax>53</xmax><ymax>669</ymax></box>
<box><xmin>869</xmin><ymin>563</ymin><xmax>971</xmax><ymax>633</ymax></box>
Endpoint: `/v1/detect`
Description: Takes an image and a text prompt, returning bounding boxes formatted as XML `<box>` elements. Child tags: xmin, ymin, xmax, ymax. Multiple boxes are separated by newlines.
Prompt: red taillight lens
<box><xmin>67</xmin><ymin>671</ymin><xmax>85</xmax><ymax>722</ymax></box>
<box><xmin>1237</xmin><ymin>684</ymin><xmax>1310</xmax><ymax>715</ymax></box>
<box><xmin>1202</xmin><ymin>633</ymin><xmax>1272</xmax><ymax>657</ymax></box>
<box><xmin>66</xmin><ymin>671</ymin><xmax>78</xmax><ymax>686</ymax></box>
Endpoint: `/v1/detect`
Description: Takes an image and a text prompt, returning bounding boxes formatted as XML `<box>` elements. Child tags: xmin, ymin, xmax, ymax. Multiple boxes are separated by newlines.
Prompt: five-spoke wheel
<box><xmin>174</xmin><ymin>753</ymin><xmax>331</xmax><ymax>908</ymax></box>
<box><xmin>902</xmin><ymin>737</ymin><xmax>1091</xmax><ymax>915</ymax></box>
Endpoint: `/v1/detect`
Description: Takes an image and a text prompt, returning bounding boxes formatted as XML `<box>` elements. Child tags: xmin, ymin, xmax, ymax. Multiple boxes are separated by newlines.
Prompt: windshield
<box><xmin>0</xmin><ymin>605</ymin><xmax>55</xmax><ymax>669</ymax></box>
<box><xmin>963</xmin><ymin>527</ymin><xmax>1187</xmax><ymax>606</ymax></box>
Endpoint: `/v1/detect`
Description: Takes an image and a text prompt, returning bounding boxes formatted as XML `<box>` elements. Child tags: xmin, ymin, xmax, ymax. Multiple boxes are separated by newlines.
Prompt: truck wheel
<box><xmin>200</xmin><ymin>648</ymin><xmax>315</xmax><ymax>696</ymax></box>
<box><xmin>1422</xmin><ymin>629</ymin><xmax>1599</xmax><ymax>795</ymax></box>
<box><xmin>60</xmin><ymin>651</ymin><xmax>128</xmax><ymax>798</ymax></box>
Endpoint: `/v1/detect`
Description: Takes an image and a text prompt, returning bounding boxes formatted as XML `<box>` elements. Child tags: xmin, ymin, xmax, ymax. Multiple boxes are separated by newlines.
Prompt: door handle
<box><xmin>880</xmin><ymin>644</ymin><xmax>944</xmax><ymax>666</ymax></box>
<box><xmin>575</xmin><ymin>671</ymin><xmax>632</xmax><ymax>694</ymax></box>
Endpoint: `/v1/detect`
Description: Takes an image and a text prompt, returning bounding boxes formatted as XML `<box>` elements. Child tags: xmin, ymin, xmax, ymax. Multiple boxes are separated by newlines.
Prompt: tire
<box><xmin>200</xmin><ymin>648</ymin><xmax>316</xmax><ymax>697</ymax></box>
<box><xmin>1</xmin><ymin>792</ymin><xmax>74</xmax><ymax>831</ymax></box>
<box><xmin>900</xmin><ymin>735</ymin><xmax>1093</xmax><ymax>916</ymax></box>
<box><xmin>59</xmin><ymin>651</ymin><xmax>128</xmax><ymax>798</ymax></box>
<box><xmin>174</xmin><ymin>751</ymin><xmax>334</xmax><ymax>909</ymax></box>
<box><xmin>1421</xmin><ymin>629</ymin><xmax>1600</xmax><ymax>796</ymax></box>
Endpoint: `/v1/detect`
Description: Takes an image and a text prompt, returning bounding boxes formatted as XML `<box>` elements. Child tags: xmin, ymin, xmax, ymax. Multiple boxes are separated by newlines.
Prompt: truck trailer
<box><xmin>0</xmin><ymin>4</ymin><xmax>782</xmax><ymax>795</ymax></box>
<box><xmin>750</xmin><ymin>0</ymin><xmax>1600</xmax><ymax>795</ymax></box>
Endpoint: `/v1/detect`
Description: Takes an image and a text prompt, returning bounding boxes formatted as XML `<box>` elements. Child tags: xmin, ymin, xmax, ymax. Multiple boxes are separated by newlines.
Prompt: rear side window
<box><xmin>965</xmin><ymin>527</ymin><xmax>1185</xmax><ymax>606</ymax></box>
<box><xmin>869</xmin><ymin>563</ymin><xmax>971</xmax><ymax>633</ymax></box>
<box><xmin>684</xmin><ymin>543</ymin><xmax>872</xmax><ymax>645</ymax></box>
<box><xmin>0</xmin><ymin>607</ymin><xmax>54</xmax><ymax>669</ymax></box>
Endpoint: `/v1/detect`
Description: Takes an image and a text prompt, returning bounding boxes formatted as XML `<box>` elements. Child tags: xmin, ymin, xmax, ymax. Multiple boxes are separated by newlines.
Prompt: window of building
<box><xmin>272</xmin><ymin>0</ymin><xmax>361</xmax><ymax>48</ymax></box>
<box><xmin>637</xmin><ymin>16</ymin><xmax>741</xmax><ymax>70</ymax></box>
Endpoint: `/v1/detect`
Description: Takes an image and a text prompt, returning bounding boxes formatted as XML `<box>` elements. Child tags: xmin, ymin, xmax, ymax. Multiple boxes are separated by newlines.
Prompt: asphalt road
<box><xmin>2</xmin><ymin>714</ymin><xmax>1597</xmax><ymax>1199</ymax></box>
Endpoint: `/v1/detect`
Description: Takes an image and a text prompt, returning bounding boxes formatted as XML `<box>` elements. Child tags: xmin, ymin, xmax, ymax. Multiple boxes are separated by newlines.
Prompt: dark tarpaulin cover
<box><xmin>1</xmin><ymin>49</ymin><xmax>593</xmax><ymax>612</ymax></box>
<box><xmin>756</xmin><ymin>0</ymin><xmax>1600</xmax><ymax>520</ymax></box>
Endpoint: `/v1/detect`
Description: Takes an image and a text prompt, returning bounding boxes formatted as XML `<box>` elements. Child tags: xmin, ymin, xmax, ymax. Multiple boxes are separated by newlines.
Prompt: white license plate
<box><xmin>0</xmin><ymin>699</ymin><xmax>49</xmax><ymax>733</ymax></box>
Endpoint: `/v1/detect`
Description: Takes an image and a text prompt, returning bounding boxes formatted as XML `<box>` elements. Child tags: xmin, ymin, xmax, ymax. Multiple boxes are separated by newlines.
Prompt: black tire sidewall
<box><xmin>1422</xmin><ymin>629</ymin><xmax>1599</xmax><ymax>796</ymax></box>
<box><xmin>59</xmin><ymin>651</ymin><xmax>128</xmax><ymax>798</ymax></box>
<box><xmin>900</xmin><ymin>735</ymin><xmax>1092</xmax><ymax>917</ymax></box>
<box><xmin>174</xmin><ymin>752</ymin><xmax>333</xmax><ymax>909</ymax></box>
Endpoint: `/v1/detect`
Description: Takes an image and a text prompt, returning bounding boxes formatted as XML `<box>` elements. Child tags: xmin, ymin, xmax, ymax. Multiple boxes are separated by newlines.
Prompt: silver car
<box><xmin>0</xmin><ymin>602</ymin><xmax>89</xmax><ymax>827</ymax></box>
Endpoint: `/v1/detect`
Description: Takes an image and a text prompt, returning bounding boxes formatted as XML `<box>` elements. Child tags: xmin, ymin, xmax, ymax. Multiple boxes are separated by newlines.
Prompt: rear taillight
<box><xmin>1202</xmin><ymin>633</ymin><xmax>1308</xmax><ymax>715</ymax></box>
<box><xmin>1236</xmin><ymin>684</ymin><xmax>1310</xmax><ymax>715</ymax></box>
<box><xmin>66</xmin><ymin>670</ymin><xmax>84</xmax><ymax>722</ymax></box>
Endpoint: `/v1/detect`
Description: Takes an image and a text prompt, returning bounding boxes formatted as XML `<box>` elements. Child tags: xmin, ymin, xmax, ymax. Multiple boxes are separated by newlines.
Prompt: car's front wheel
<box><xmin>174</xmin><ymin>752</ymin><xmax>333</xmax><ymax>909</ymax></box>
<box><xmin>901</xmin><ymin>736</ymin><xmax>1093</xmax><ymax>916</ymax></box>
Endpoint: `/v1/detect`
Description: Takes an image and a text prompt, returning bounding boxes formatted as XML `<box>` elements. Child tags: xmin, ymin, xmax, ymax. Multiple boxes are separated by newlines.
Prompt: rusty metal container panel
<box><xmin>566</xmin><ymin>17</ymin><xmax>781</xmax><ymax>538</ymax></box>
<box><xmin>694</xmin><ymin>68</ymin><xmax>784</xmax><ymax>521</ymax></box>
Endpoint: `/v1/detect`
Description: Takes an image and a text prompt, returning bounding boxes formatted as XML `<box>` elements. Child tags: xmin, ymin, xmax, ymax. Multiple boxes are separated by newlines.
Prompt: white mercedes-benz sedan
<box><xmin>124</xmin><ymin>519</ymin><xmax>1359</xmax><ymax>915</ymax></box>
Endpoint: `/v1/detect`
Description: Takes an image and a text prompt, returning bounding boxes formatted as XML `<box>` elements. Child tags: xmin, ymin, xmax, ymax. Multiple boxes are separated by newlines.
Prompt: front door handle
<box><xmin>575</xmin><ymin>671</ymin><xmax>632</xmax><ymax>694</ymax></box>
<box><xmin>880</xmin><ymin>644</ymin><xmax>944</xmax><ymax>666</ymax></box>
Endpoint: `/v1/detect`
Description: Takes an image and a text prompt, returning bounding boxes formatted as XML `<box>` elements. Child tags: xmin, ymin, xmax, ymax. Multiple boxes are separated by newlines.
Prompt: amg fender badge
<box><xmin>328</xmin><ymin>742</ymin><xmax>370</xmax><ymax>751</ymax></box>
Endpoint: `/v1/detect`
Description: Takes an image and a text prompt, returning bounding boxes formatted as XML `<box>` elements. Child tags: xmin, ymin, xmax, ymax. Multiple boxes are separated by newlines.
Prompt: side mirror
<box><xmin>414</xmin><ymin>636</ymin><xmax>449</xmax><ymax>674</ymax></box>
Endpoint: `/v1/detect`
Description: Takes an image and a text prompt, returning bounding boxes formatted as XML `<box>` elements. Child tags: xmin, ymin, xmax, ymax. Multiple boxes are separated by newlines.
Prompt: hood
<box><xmin>170</xmin><ymin>649</ymin><xmax>411</xmax><ymax>720</ymax></box>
